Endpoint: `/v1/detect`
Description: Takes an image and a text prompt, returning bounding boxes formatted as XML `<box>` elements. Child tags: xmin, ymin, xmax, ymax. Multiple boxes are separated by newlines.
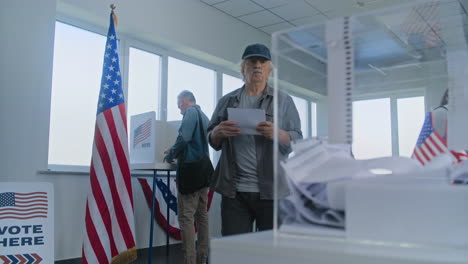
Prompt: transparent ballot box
<box><xmin>272</xmin><ymin>0</ymin><xmax>468</xmax><ymax>250</ymax></box>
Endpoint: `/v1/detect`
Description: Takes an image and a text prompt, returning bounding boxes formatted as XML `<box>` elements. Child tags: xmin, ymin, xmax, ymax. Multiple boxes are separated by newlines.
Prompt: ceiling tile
<box><xmin>214</xmin><ymin>0</ymin><xmax>264</xmax><ymax>17</ymax></box>
<box><xmin>259</xmin><ymin>22</ymin><xmax>294</xmax><ymax>34</ymax></box>
<box><xmin>238</xmin><ymin>10</ymin><xmax>284</xmax><ymax>28</ymax></box>
<box><xmin>200</xmin><ymin>0</ymin><xmax>227</xmax><ymax>5</ymax></box>
<box><xmin>291</xmin><ymin>14</ymin><xmax>327</xmax><ymax>26</ymax></box>
<box><xmin>303</xmin><ymin>0</ymin><xmax>346</xmax><ymax>13</ymax></box>
<box><xmin>270</xmin><ymin>1</ymin><xmax>320</xmax><ymax>20</ymax></box>
<box><xmin>324</xmin><ymin>6</ymin><xmax>363</xmax><ymax>19</ymax></box>
<box><xmin>250</xmin><ymin>0</ymin><xmax>289</xmax><ymax>9</ymax></box>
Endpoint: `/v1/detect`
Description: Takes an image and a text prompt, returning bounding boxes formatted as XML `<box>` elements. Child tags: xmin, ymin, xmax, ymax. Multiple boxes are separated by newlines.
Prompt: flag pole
<box><xmin>111</xmin><ymin>4</ymin><xmax>118</xmax><ymax>27</ymax></box>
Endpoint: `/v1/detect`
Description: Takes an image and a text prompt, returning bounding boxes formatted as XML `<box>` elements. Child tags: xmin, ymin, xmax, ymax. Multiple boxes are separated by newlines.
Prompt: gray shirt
<box><xmin>208</xmin><ymin>85</ymin><xmax>303</xmax><ymax>199</ymax></box>
<box><xmin>232</xmin><ymin>91</ymin><xmax>262</xmax><ymax>192</ymax></box>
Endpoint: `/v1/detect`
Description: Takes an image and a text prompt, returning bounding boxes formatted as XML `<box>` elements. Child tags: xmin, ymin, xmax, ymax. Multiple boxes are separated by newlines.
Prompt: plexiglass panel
<box><xmin>273</xmin><ymin>0</ymin><xmax>468</xmax><ymax>246</ymax></box>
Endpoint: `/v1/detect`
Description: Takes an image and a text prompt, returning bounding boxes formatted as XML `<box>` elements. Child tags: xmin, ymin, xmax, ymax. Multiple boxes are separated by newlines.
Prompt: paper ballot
<box><xmin>227</xmin><ymin>108</ymin><xmax>265</xmax><ymax>135</ymax></box>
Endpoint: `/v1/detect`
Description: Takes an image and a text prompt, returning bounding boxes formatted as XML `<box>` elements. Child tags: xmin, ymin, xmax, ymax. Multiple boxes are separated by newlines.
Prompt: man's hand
<box><xmin>256</xmin><ymin>121</ymin><xmax>291</xmax><ymax>146</ymax></box>
<box><xmin>210</xmin><ymin>120</ymin><xmax>241</xmax><ymax>147</ymax></box>
<box><xmin>256</xmin><ymin>121</ymin><xmax>274</xmax><ymax>140</ymax></box>
<box><xmin>163</xmin><ymin>148</ymin><xmax>174</xmax><ymax>164</ymax></box>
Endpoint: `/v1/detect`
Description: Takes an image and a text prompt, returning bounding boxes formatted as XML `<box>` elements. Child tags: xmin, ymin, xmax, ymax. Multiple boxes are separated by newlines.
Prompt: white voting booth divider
<box><xmin>129</xmin><ymin>111</ymin><xmax>178</xmax><ymax>171</ymax></box>
<box><xmin>129</xmin><ymin>111</ymin><xmax>179</xmax><ymax>262</ymax></box>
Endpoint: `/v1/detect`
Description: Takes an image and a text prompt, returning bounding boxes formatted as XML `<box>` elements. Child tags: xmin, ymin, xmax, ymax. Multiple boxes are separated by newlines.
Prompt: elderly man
<box><xmin>208</xmin><ymin>43</ymin><xmax>302</xmax><ymax>236</ymax></box>
<box><xmin>164</xmin><ymin>90</ymin><xmax>210</xmax><ymax>264</ymax></box>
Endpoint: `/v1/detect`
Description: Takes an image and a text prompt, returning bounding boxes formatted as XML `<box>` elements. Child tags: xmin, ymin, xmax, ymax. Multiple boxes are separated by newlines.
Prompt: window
<box><xmin>127</xmin><ymin>47</ymin><xmax>161</xmax><ymax>121</ymax></box>
<box><xmin>397</xmin><ymin>96</ymin><xmax>425</xmax><ymax>157</ymax></box>
<box><xmin>167</xmin><ymin>57</ymin><xmax>216</xmax><ymax>121</ymax></box>
<box><xmin>222</xmin><ymin>74</ymin><xmax>243</xmax><ymax>95</ymax></box>
<box><xmin>291</xmin><ymin>96</ymin><xmax>309</xmax><ymax>138</ymax></box>
<box><xmin>353</xmin><ymin>98</ymin><xmax>392</xmax><ymax>159</ymax></box>
<box><xmin>48</xmin><ymin>22</ymin><xmax>106</xmax><ymax>166</ymax></box>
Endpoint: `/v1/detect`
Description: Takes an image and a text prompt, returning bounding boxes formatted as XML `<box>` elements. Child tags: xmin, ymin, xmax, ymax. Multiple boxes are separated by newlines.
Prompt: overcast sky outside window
<box><xmin>398</xmin><ymin>96</ymin><xmax>425</xmax><ymax>157</ymax></box>
<box><xmin>49</xmin><ymin>22</ymin><xmax>106</xmax><ymax>166</ymax></box>
<box><xmin>291</xmin><ymin>95</ymin><xmax>309</xmax><ymax>138</ymax></box>
<box><xmin>222</xmin><ymin>73</ymin><xmax>243</xmax><ymax>95</ymax></box>
<box><xmin>353</xmin><ymin>98</ymin><xmax>392</xmax><ymax>159</ymax></box>
<box><xmin>127</xmin><ymin>47</ymin><xmax>161</xmax><ymax>121</ymax></box>
<box><xmin>167</xmin><ymin>57</ymin><xmax>215</xmax><ymax>121</ymax></box>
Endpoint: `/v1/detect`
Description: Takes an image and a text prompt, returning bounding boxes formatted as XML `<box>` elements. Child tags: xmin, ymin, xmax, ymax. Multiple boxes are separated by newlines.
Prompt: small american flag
<box><xmin>82</xmin><ymin>11</ymin><xmax>136</xmax><ymax>264</ymax></box>
<box><xmin>0</xmin><ymin>192</ymin><xmax>48</xmax><ymax>220</ymax></box>
<box><xmin>133</xmin><ymin>118</ymin><xmax>151</xmax><ymax>147</ymax></box>
<box><xmin>412</xmin><ymin>112</ymin><xmax>468</xmax><ymax>165</ymax></box>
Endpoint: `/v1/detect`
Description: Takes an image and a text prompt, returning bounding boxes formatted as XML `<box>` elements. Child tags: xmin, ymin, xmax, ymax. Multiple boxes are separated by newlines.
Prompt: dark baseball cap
<box><xmin>242</xmin><ymin>43</ymin><xmax>271</xmax><ymax>60</ymax></box>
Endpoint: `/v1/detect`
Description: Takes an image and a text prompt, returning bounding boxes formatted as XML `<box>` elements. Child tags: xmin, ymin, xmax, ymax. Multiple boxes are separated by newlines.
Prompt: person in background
<box><xmin>164</xmin><ymin>90</ymin><xmax>210</xmax><ymax>264</ymax></box>
<box><xmin>207</xmin><ymin>43</ymin><xmax>303</xmax><ymax>236</ymax></box>
<box><xmin>432</xmin><ymin>89</ymin><xmax>448</xmax><ymax>138</ymax></box>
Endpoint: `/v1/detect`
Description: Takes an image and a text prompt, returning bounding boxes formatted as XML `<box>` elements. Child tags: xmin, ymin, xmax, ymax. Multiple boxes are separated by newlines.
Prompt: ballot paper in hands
<box><xmin>227</xmin><ymin>108</ymin><xmax>265</xmax><ymax>135</ymax></box>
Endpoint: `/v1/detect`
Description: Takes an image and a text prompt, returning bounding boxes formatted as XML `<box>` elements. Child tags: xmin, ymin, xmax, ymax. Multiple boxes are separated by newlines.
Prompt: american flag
<box><xmin>0</xmin><ymin>192</ymin><xmax>48</xmax><ymax>220</ymax></box>
<box><xmin>402</xmin><ymin>1</ymin><xmax>444</xmax><ymax>52</ymax></box>
<box><xmin>82</xmin><ymin>12</ymin><xmax>136</xmax><ymax>264</ymax></box>
<box><xmin>133</xmin><ymin>118</ymin><xmax>151</xmax><ymax>147</ymax></box>
<box><xmin>412</xmin><ymin>112</ymin><xmax>468</xmax><ymax>165</ymax></box>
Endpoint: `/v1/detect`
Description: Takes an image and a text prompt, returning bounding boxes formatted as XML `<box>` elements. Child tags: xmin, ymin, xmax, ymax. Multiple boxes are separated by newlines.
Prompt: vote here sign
<box><xmin>0</xmin><ymin>183</ymin><xmax>53</xmax><ymax>263</ymax></box>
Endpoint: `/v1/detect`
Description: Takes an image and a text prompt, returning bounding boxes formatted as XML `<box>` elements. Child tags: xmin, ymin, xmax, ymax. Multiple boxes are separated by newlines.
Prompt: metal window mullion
<box><xmin>212</xmin><ymin>70</ymin><xmax>223</xmax><ymax>164</ymax></box>
<box><xmin>160</xmin><ymin>55</ymin><xmax>169</xmax><ymax>121</ymax></box>
<box><xmin>120</xmin><ymin>38</ymin><xmax>130</xmax><ymax>116</ymax></box>
<box><xmin>216</xmin><ymin>71</ymin><xmax>223</xmax><ymax>102</ymax></box>
<box><xmin>390</xmin><ymin>96</ymin><xmax>399</xmax><ymax>156</ymax></box>
<box><xmin>307</xmin><ymin>101</ymin><xmax>312</xmax><ymax>138</ymax></box>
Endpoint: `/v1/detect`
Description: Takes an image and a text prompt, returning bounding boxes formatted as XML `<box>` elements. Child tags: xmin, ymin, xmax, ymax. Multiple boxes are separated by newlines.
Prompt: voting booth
<box><xmin>212</xmin><ymin>1</ymin><xmax>468</xmax><ymax>263</ymax></box>
<box><xmin>129</xmin><ymin>111</ymin><xmax>179</xmax><ymax>170</ymax></box>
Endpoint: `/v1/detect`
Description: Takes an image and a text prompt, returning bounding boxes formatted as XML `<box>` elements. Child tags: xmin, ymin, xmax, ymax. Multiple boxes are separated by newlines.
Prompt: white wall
<box><xmin>0</xmin><ymin>0</ymin><xmax>270</xmax><ymax>260</ymax></box>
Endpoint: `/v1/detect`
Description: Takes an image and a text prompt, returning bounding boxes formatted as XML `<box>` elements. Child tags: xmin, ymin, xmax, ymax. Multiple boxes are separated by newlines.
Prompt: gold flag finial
<box><xmin>110</xmin><ymin>4</ymin><xmax>118</xmax><ymax>27</ymax></box>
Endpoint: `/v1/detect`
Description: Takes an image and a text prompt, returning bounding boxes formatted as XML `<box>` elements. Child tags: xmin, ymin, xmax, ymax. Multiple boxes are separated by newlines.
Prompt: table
<box><xmin>134</xmin><ymin>167</ymin><xmax>176</xmax><ymax>264</ymax></box>
<box><xmin>211</xmin><ymin>230</ymin><xmax>468</xmax><ymax>264</ymax></box>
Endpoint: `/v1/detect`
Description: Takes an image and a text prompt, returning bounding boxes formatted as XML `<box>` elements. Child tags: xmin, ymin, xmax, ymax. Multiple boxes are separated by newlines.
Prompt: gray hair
<box><xmin>178</xmin><ymin>90</ymin><xmax>196</xmax><ymax>103</ymax></box>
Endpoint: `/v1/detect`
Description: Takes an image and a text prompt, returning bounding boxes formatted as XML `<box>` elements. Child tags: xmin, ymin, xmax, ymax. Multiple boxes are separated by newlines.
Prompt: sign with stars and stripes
<box><xmin>0</xmin><ymin>182</ymin><xmax>54</xmax><ymax>264</ymax></box>
<box><xmin>137</xmin><ymin>178</ymin><xmax>214</xmax><ymax>240</ymax></box>
<box><xmin>133</xmin><ymin>118</ymin><xmax>152</xmax><ymax>148</ymax></box>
